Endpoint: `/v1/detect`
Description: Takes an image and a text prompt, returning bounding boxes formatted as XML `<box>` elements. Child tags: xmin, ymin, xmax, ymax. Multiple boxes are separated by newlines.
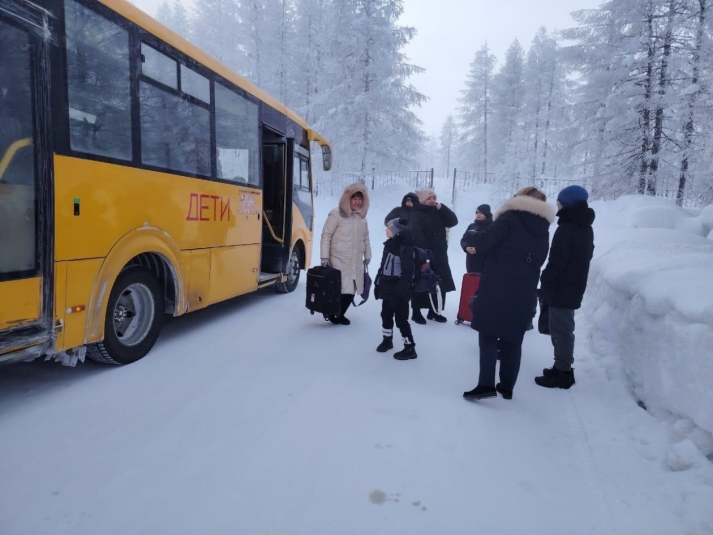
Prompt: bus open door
<box><xmin>0</xmin><ymin>1</ymin><xmax>55</xmax><ymax>363</ymax></box>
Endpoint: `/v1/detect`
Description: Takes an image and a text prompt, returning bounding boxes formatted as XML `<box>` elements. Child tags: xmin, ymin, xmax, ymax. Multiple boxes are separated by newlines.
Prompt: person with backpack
<box><xmin>463</xmin><ymin>187</ymin><xmax>555</xmax><ymax>401</ymax></box>
<box><xmin>535</xmin><ymin>185</ymin><xmax>595</xmax><ymax>389</ymax></box>
<box><xmin>460</xmin><ymin>204</ymin><xmax>493</xmax><ymax>274</ymax></box>
<box><xmin>384</xmin><ymin>193</ymin><xmax>420</xmax><ymax>227</ymax></box>
<box><xmin>374</xmin><ymin>218</ymin><xmax>417</xmax><ymax>360</ymax></box>
<box><xmin>409</xmin><ymin>188</ymin><xmax>458</xmax><ymax>324</ymax></box>
<box><xmin>320</xmin><ymin>183</ymin><xmax>372</xmax><ymax>325</ymax></box>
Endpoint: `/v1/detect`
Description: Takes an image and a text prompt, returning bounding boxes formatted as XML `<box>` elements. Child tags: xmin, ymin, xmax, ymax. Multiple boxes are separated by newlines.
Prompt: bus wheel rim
<box><xmin>287</xmin><ymin>252</ymin><xmax>299</xmax><ymax>285</ymax></box>
<box><xmin>113</xmin><ymin>283</ymin><xmax>155</xmax><ymax>347</ymax></box>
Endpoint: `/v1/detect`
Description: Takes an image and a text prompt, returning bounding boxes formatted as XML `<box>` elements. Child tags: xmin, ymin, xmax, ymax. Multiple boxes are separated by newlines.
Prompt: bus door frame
<box><xmin>0</xmin><ymin>0</ymin><xmax>55</xmax><ymax>360</ymax></box>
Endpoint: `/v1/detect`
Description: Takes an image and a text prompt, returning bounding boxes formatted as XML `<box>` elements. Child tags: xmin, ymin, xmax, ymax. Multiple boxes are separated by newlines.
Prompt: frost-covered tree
<box><xmin>191</xmin><ymin>0</ymin><xmax>243</xmax><ymax>73</ymax></box>
<box><xmin>439</xmin><ymin>115</ymin><xmax>458</xmax><ymax>179</ymax></box>
<box><xmin>459</xmin><ymin>43</ymin><xmax>497</xmax><ymax>179</ymax></box>
<box><xmin>490</xmin><ymin>40</ymin><xmax>525</xmax><ymax>172</ymax></box>
<box><xmin>312</xmin><ymin>0</ymin><xmax>426</xmax><ymax>176</ymax></box>
<box><xmin>171</xmin><ymin>0</ymin><xmax>190</xmax><ymax>38</ymax></box>
<box><xmin>156</xmin><ymin>1</ymin><xmax>172</xmax><ymax>26</ymax></box>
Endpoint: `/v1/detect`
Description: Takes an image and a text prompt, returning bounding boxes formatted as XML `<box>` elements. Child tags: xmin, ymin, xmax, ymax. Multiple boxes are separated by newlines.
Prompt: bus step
<box><xmin>258</xmin><ymin>272</ymin><xmax>281</xmax><ymax>283</ymax></box>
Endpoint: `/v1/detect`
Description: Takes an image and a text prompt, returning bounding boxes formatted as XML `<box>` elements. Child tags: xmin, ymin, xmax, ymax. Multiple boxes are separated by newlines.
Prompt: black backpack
<box><xmin>412</xmin><ymin>246</ymin><xmax>440</xmax><ymax>294</ymax></box>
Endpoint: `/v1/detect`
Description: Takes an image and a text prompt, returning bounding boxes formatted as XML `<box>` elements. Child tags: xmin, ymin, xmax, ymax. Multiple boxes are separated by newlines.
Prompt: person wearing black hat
<box><xmin>373</xmin><ymin>218</ymin><xmax>417</xmax><ymax>360</ymax></box>
<box><xmin>460</xmin><ymin>204</ymin><xmax>493</xmax><ymax>274</ymax></box>
<box><xmin>535</xmin><ymin>185</ymin><xmax>595</xmax><ymax>389</ymax></box>
<box><xmin>384</xmin><ymin>192</ymin><xmax>420</xmax><ymax>227</ymax></box>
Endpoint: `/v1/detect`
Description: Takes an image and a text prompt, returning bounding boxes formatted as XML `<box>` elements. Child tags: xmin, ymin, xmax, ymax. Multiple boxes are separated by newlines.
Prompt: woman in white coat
<box><xmin>320</xmin><ymin>183</ymin><xmax>372</xmax><ymax>325</ymax></box>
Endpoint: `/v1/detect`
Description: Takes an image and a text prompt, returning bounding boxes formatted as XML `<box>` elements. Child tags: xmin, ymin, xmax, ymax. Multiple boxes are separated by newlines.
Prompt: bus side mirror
<box><xmin>321</xmin><ymin>145</ymin><xmax>332</xmax><ymax>172</ymax></box>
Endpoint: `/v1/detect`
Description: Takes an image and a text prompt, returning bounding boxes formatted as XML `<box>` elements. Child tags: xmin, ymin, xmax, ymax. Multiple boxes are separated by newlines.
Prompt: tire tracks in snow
<box><xmin>563</xmin><ymin>388</ymin><xmax>621</xmax><ymax>535</ymax></box>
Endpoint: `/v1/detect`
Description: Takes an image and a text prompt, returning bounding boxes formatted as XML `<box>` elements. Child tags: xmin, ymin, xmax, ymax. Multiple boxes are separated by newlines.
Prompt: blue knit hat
<box><xmin>557</xmin><ymin>185</ymin><xmax>589</xmax><ymax>208</ymax></box>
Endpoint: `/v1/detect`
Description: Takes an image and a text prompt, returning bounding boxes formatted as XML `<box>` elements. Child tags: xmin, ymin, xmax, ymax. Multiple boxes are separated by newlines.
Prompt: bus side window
<box><xmin>64</xmin><ymin>0</ymin><xmax>132</xmax><ymax>161</ymax></box>
<box><xmin>214</xmin><ymin>83</ymin><xmax>259</xmax><ymax>186</ymax></box>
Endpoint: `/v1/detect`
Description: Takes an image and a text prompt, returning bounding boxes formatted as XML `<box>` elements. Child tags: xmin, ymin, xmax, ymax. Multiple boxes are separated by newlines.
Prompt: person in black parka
<box><xmin>374</xmin><ymin>218</ymin><xmax>418</xmax><ymax>360</ymax></box>
<box><xmin>463</xmin><ymin>187</ymin><xmax>555</xmax><ymax>401</ymax></box>
<box><xmin>460</xmin><ymin>204</ymin><xmax>493</xmax><ymax>274</ymax></box>
<box><xmin>535</xmin><ymin>185</ymin><xmax>595</xmax><ymax>389</ymax></box>
<box><xmin>409</xmin><ymin>188</ymin><xmax>459</xmax><ymax>324</ymax></box>
<box><xmin>384</xmin><ymin>193</ymin><xmax>420</xmax><ymax>227</ymax></box>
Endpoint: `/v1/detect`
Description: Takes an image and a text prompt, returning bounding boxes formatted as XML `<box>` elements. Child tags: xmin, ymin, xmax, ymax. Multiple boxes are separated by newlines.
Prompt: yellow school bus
<box><xmin>0</xmin><ymin>0</ymin><xmax>332</xmax><ymax>365</ymax></box>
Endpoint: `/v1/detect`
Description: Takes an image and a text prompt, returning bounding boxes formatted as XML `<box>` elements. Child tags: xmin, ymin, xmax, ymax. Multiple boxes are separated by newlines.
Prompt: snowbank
<box><xmin>584</xmin><ymin>196</ymin><xmax>713</xmax><ymax>466</ymax></box>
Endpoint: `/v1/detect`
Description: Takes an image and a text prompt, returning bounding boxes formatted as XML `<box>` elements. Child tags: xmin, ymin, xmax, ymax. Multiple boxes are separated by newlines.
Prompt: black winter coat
<box><xmin>460</xmin><ymin>219</ymin><xmax>493</xmax><ymax>274</ymax></box>
<box><xmin>410</xmin><ymin>203</ymin><xmax>459</xmax><ymax>292</ymax></box>
<box><xmin>384</xmin><ymin>193</ymin><xmax>420</xmax><ymax>226</ymax></box>
<box><xmin>375</xmin><ymin>232</ymin><xmax>415</xmax><ymax>306</ymax></box>
<box><xmin>539</xmin><ymin>202</ymin><xmax>595</xmax><ymax>310</ymax></box>
<box><xmin>470</xmin><ymin>196</ymin><xmax>555</xmax><ymax>344</ymax></box>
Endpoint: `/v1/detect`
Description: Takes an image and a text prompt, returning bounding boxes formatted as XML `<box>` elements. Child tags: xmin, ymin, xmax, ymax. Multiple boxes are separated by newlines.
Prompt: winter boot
<box><xmin>394</xmin><ymin>339</ymin><xmax>417</xmax><ymax>360</ymax></box>
<box><xmin>463</xmin><ymin>385</ymin><xmax>497</xmax><ymax>400</ymax></box>
<box><xmin>336</xmin><ymin>315</ymin><xmax>351</xmax><ymax>326</ymax></box>
<box><xmin>535</xmin><ymin>368</ymin><xmax>573</xmax><ymax>389</ymax></box>
<box><xmin>427</xmin><ymin>310</ymin><xmax>448</xmax><ymax>323</ymax></box>
<box><xmin>376</xmin><ymin>335</ymin><xmax>394</xmax><ymax>353</ymax></box>
<box><xmin>496</xmin><ymin>383</ymin><xmax>513</xmax><ymax>400</ymax></box>
<box><xmin>411</xmin><ymin>310</ymin><xmax>427</xmax><ymax>325</ymax></box>
<box><xmin>542</xmin><ymin>367</ymin><xmax>576</xmax><ymax>385</ymax></box>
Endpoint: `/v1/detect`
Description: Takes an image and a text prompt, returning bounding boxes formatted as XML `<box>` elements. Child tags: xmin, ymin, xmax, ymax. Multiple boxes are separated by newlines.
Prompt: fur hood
<box><xmin>494</xmin><ymin>195</ymin><xmax>556</xmax><ymax>224</ymax></box>
<box><xmin>338</xmin><ymin>183</ymin><xmax>370</xmax><ymax>218</ymax></box>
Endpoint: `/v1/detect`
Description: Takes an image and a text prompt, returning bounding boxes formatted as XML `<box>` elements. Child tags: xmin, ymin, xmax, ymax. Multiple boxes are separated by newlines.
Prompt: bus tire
<box><xmin>87</xmin><ymin>265</ymin><xmax>164</xmax><ymax>365</ymax></box>
<box><xmin>275</xmin><ymin>249</ymin><xmax>301</xmax><ymax>294</ymax></box>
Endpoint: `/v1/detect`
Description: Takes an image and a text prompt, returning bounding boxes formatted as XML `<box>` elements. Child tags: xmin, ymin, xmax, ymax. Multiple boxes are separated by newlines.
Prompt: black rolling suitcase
<box><xmin>306</xmin><ymin>265</ymin><xmax>342</xmax><ymax>317</ymax></box>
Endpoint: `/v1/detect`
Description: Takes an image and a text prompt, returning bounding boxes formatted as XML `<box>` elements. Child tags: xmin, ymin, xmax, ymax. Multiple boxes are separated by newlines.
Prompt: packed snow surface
<box><xmin>1</xmin><ymin>182</ymin><xmax>711</xmax><ymax>535</ymax></box>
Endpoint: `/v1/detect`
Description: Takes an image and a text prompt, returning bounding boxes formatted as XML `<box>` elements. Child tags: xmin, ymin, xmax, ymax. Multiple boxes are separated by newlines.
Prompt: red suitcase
<box><xmin>455</xmin><ymin>273</ymin><xmax>481</xmax><ymax>325</ymax></box>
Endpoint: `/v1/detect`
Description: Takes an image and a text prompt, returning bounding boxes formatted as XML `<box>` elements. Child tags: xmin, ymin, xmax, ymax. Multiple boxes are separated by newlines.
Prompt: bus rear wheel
<box><xmin>275</xmin><ymin>250</ymin><xmax>300</xmax><ymax>294</ymax></box>
<box><xmin>87</xmin><ymin>266</ymin><xmax>164</xmax><ymax>365</ymax></box>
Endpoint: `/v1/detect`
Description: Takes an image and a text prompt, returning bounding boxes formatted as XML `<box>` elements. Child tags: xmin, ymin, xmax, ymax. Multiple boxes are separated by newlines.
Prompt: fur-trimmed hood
<box><xmin>339</xmin><ymin>183</ymin><xmax>370</xmax><ymax>218</ymax></box>
<box><xmin>494</xmin><ymin>195</ymin><xmax>556</xmax><ymax>225</ymax></box>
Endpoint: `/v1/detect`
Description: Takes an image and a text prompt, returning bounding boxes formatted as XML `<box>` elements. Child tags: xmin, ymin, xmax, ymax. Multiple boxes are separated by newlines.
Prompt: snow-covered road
<box><xmin>1</xmin><ymin>184</ymin><xmax>709</xmax><ymax>534</ymax></box>
<box><xmin>0</xmin><ymin>290</ymin><xmax>682</xmax><ymax>535</ymax></box>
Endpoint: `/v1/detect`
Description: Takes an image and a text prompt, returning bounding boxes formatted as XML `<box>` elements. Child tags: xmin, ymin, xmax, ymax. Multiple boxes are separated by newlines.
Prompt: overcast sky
<box><xmin>131</xmin><ymin>0</ymin><xmax>602</xmax><ymax>135</ymax></box>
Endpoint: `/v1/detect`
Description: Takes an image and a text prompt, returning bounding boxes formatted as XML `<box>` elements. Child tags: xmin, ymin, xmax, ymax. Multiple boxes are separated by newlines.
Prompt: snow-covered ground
<box><xmin>1</xmin><ymin>182</ymin><xmax>711</xmax><ymax>535</ymax></box>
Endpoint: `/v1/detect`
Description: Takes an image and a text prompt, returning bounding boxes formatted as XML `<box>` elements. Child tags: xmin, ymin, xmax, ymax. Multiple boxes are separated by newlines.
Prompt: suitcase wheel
<box><xmin>454</xmin><ymin>319</ymin><xmax>461</xmax><ymax>325</ymax></box>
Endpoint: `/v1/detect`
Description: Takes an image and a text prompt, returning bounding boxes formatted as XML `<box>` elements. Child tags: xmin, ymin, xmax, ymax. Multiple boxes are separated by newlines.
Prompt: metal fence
<box><xmin>315</xmin><ymin>169</ymin><xmax>434</xmax><ymax>197</ymax></box>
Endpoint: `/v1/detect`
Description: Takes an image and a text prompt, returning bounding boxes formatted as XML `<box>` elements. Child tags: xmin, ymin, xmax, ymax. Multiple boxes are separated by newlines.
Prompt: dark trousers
<box><xmin>381</xmin><ymin>300</ymin><xmax>414</xmax><ymax>344</ymax></box>
<box><xmin>549</xmin><ymin>307</ymin><xmax>575</xmax><ymax>371</ymax></box>
<box><xmin>478</xmin><ymin>333</ymin><xmax>522</xmax><ymax>391</ymax></box>
<box><xmin>411</xmin><ymin>288</ymin><xmax>446</xmax><ymax>314</ymax></box>
<box><xmin>339</xmin><ymin>294</ymin><xmax>353</xmax><ymax>318</ymax></box>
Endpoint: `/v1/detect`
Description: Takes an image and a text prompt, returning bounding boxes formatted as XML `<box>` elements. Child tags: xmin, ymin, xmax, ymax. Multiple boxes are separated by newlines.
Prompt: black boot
<box><xmin>463</xmin><ymin>385</ymin><xmax>497</xmax><ymax>400</ymax></box>
<box><xmin>376</xmin><ymin>336</ymin><xmax>393</xmax><ymax>353</ymax></box>
<box><xmin>411</xmin><ymin>310</ymin><xmax>427</xmax><ymax>325</ymax></box>
<box><xmin>496</xmin><ymin>383</ymin><xmax>513</xmax><ymax>400</ymax></box>
<box><xmin>427</xmin><ymin>310</ymin><xmax>448</xmax><ymax>323</ymax></box>
<box><xmin>394</xmin><ymin>344</ymin><xmax>417</xmax><ymax>360</ymax></box>
<box><xmin>542</xmin><ymin>367</ymin><xmax>576</xmax><ymax>385</ymax></box>
<box><xmin>535</xmin><ymin>368</ymin><xmax>573</xmax><ymax>389</ymax></box>
<box><xmin>337</xmin><ymin>316</ymin><xmax>351</xmax><ymax>325</ymax></box>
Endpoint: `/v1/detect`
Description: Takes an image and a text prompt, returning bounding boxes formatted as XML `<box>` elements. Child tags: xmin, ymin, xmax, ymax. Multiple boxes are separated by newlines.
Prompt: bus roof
<box><xmin>101</xmin><ymin>0</ymin><xmax>331</xmax><ymax>149</ymax></box>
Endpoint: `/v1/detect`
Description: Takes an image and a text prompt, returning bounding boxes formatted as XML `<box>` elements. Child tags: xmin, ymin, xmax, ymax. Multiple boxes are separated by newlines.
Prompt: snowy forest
<box><xmin>155</xmin><ymin>0</ymin><xmax>713</xmax><ymax>206</ymax></box>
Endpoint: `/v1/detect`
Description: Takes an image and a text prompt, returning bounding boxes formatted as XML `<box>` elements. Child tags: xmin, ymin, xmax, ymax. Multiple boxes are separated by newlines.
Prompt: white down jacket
<box><xmin>320</xmin><ymin>183</ymin><xmax>372</xmax><ymax>295</ymax></box>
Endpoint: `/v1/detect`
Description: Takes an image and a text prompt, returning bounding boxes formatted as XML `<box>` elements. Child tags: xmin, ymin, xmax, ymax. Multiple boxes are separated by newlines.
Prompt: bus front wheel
<box><xmin>87</xmin><ymin>266</ymin><xmax>165</xmax><ymax>365</ymax></box>
<box><xmin>275</xmin><ymin>250</ymin><xmax>300</xmax><ymax>294</ymax></box>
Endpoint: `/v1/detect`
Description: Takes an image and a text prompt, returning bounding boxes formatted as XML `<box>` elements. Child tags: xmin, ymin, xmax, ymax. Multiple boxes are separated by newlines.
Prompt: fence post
<box><xmin>430</xmin><ymin>168</ymin><xmax>434</xmax><ymax>188</ymax></box>
<box><xmin>371</xmin><ymin>174</ymin><xmax>375</xmax><ymax>190</ymax></box>
<box><xmin>451</xmin><ymin>168</ymin><xmax>457</xmax><ymax>205</ymax></box>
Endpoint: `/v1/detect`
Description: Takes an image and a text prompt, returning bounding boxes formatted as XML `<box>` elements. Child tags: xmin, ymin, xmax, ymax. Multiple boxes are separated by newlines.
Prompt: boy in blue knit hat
<box><xmin>536</xmin><ymin>185</ymin><xmax>595</xmax><ymax>389</ymax></box>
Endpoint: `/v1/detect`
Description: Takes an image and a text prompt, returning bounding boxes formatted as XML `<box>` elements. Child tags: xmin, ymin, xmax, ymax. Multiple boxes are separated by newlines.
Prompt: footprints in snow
<box><xmin>368</xmin><ymin>490</ymin><xmax>427</xmax><ymax>511</ymax></box>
